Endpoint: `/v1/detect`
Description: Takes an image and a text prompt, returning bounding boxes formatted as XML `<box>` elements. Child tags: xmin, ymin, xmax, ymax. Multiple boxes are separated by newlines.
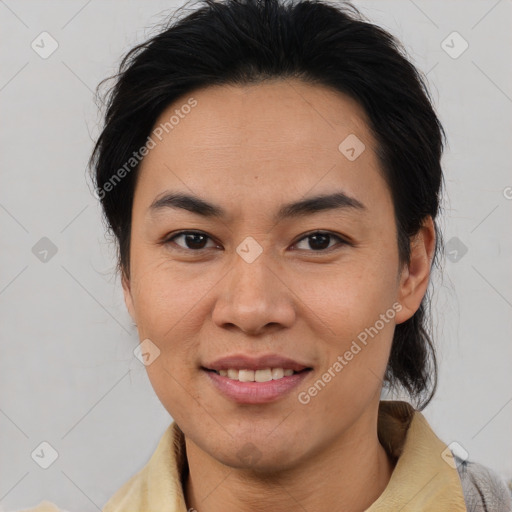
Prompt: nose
<box><xmin>211</xmin><ymin>245</ymin><xmax>296</xmax><ymax>336</ymax></box>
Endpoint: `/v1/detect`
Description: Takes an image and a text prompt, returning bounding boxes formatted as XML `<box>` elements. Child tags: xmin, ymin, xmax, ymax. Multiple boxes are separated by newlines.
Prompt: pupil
<box><xmin>310</xmin><ymin>234</ymin><xmax>329</xmax><ymax>250</ymax></box>
<box><xmin>186</xmin><ymin>233</ymin><xmax>206</xmax><ymax>249</ymax></box>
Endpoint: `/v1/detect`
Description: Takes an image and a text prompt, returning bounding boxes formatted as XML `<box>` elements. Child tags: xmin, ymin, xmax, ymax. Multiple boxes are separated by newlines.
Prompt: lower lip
<box><xmin>204</xmin><ymin>369</ymin><xmax>312</xmax><ymax>404</ymax></box>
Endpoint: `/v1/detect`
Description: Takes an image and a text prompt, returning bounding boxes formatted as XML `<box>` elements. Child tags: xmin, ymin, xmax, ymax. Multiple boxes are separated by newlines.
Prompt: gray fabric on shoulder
<box><xmin>454</xmin><ymin>454</ymin><xmax>512</xmax><ymax>512</ymax></box>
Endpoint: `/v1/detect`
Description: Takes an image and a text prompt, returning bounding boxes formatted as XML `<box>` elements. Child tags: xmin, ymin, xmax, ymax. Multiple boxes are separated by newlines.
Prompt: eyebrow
<box><xmin>148</xmin><ymin>190</ymin><xmax>365</xmax><ymax>222</ymax></box>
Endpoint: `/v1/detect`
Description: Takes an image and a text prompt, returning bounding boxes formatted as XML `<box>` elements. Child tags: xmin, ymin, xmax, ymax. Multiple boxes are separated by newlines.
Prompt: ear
<box><xmin>122</xmin><ymin>271</ymin><xmax>137</xmax><ymax>324</ymax></box>
<box><xmin>395</xmin><ymin>216</ymin><xmax>436</xmax><ymax>324</ymax></box>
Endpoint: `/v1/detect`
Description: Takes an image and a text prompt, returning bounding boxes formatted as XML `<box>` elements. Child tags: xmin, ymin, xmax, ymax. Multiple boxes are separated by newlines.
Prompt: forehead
<box><xmin>135</xmin><ymin>79</ymin><xmax>387</xmax><ymax>217</ymax></box>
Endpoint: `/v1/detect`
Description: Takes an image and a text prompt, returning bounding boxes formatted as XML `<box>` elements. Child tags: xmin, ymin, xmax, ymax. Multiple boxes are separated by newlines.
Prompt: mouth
<box><xmin>201</xmin><ymin>354</ymin><xmax>313</xmax><ymax>404</ymax></box>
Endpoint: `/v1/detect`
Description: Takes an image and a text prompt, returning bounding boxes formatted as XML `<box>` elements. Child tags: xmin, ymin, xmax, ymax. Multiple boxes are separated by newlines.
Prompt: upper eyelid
<box><xmin>291</xmin><ymin>232</ymin><xmax>351</xmax><ymax>252</ymax></box>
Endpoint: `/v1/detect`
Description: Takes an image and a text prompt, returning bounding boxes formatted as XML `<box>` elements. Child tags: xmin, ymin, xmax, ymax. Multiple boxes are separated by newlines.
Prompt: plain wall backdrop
<box><xmin>1</xmin><ymin>0</ymin><xmax>511</xmax><ymax>510</ymax></box>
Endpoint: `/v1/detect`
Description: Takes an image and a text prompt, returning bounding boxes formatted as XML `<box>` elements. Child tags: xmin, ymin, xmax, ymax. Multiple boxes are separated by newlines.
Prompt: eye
<box><xmin>164</xmin><ymin>231</ymin><xmax>218</xmax><ymax>251</ymax></box>
<box><xmin>163</xmin><ymin>230</ymin><xmax>349</xmax><ymax>253</ymax></box>
<box><xmin>293</xmin><ymin>231</ymin><xmax>348</xmax><ymax>252</ymax></box>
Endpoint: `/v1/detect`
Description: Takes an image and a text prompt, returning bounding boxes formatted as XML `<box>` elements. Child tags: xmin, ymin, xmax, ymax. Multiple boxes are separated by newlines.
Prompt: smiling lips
<box><xmin>202</xmin><ymin>353</ymin><xmax>312</xmax><ymax>403</ymax></box>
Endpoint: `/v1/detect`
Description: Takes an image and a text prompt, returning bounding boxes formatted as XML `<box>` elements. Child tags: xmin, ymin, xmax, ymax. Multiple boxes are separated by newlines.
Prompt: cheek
<box><xmin>145</xmin><ymin>356</ymin><xmax>204</xmax><ymax>425</ymax></box>
<box><xmin>133</xmin><ymin>263</ymin><xmax>206</xmax><ymax>416</ymax></box>
<box><xmin>131</xmin><ymin>257</ymin><xmax>208</xmax><ymax>341</ymax></box>
<box><xmin>297</xmin><ymin>282</ymin><xmax>396</xmax><ymax>429</ymax></box>
<box><xmin>299</xmin><ymin>250</ymin><xmax>398</xmax><ymax>394</ymax></box>
<box><xmin>129</xmin><ymin>260</ymin><xmax>208</xmax><ymax>403</ymax></box>
<box><xmin>302</xmin><ymin>255</ymin><xmax>399</xmax><ymax>340</ymax></box>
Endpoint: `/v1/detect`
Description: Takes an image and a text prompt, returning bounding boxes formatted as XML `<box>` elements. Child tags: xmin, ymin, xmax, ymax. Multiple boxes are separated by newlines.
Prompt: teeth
<box><xmin>255</xmin><ymin>369</ymin><xmax>273</xmax><ymax>382</ymax></box>
<box><xmin>239</xmin><ymin>369</ymin><xmax>254</xmax><ymax>382</ymax></box>
<box><xmin>271</xmin><ymin>368</ymin><xmax>284</xmax><ymax>379</ymax></box>
<box><xmin>216</xmin><ymin>368</ymin><xmax>298</xmax><ymax>382</ymax></box>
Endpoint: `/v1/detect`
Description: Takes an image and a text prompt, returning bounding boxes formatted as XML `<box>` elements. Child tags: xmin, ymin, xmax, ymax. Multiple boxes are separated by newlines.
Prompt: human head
<box><xmin>90</xmin><ymin>0</ymin><xmax>444</xmax><ymax>427</ymax></box>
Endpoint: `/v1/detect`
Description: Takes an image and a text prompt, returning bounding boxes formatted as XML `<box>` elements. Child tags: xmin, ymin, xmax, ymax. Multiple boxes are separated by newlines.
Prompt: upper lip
<box><xmin>203</xmin><ymin>354</ymin><xmax>311</xmax><ymax>372</ymax></box>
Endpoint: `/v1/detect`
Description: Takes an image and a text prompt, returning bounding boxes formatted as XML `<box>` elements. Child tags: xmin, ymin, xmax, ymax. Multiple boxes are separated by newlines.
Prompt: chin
<box><xmin>208</xmin><ymin>436</ymin><xmax>305</xmax><ymax>473</ymax></box>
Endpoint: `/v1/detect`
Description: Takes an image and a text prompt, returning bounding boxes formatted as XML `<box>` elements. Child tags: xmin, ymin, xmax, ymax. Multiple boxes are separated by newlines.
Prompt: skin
<box><xmin>122</xmin><ymin>79</ymin><xmax>436</xmax><ymax>512</ymax></box>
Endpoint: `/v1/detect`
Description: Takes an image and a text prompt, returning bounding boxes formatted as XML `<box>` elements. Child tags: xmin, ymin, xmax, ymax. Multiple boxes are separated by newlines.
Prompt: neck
<box><xmin>184</xmin><ymin>416</ymin><xmax>395</xmax><ymax>512</ymax></box>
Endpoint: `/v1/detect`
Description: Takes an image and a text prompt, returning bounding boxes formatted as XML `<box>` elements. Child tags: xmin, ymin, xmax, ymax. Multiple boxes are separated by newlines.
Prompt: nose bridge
<box><xmin>212</xmin><ymin>236</ymin><xmax>295</xmax><ymax>332</ymax></box>
<box><xmin>233</xmin><ymin>238</ymin><xmax>274</xmax><ymax>300</ymax></box>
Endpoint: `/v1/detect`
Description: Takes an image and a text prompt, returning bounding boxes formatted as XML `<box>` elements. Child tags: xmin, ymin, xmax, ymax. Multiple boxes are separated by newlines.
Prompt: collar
<box><xmin>102</xmin><ymin>400</ymin><xmax>467</xmax><ymax>511</ymax></box>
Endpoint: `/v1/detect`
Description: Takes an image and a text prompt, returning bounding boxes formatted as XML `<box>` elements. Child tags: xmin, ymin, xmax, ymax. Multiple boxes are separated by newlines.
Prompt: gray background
<box><xmin>1</xmin><ymin>0</ymin><xmax>511</xmax><ymax>510</ymax></box>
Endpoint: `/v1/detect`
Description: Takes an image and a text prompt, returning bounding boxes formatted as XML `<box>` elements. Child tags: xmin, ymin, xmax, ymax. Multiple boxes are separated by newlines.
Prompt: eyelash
<box><xmin>162</xmin><ymin>230</ymin><xmax>351</xmax><ymax>254</ymax></box>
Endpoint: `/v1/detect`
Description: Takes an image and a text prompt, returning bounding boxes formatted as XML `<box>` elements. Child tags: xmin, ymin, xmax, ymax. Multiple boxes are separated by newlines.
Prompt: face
<box><xmin>123</xmin><ymin>79</ymin><xmax>432</xmax><ymax>472</ymax></box>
